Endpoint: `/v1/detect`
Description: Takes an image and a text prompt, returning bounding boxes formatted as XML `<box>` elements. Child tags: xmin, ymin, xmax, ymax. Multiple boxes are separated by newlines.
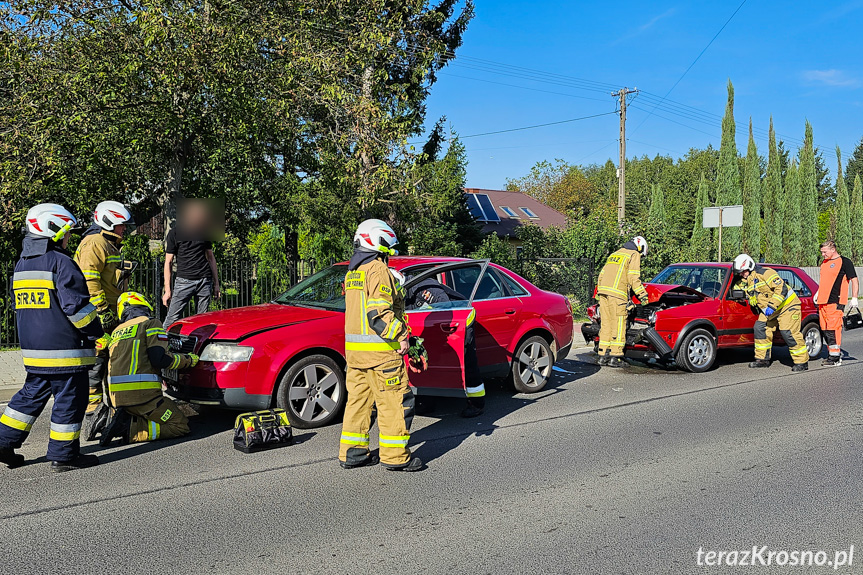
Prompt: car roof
<box><xmin>667</xmin><ymin>262</ymin><xmax>799</xmax><ymax>270</ymax></box>
<box><xmin>335</xmin><ymin>256</ymin><xmax>474</xmax><ymax>269</ymax></box>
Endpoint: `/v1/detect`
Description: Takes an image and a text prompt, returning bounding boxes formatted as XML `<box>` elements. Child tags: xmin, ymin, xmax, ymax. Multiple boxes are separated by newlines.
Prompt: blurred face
<box><xmin>741</xmin><ymin>270</ymin><xmax>751</xmax><ymax>279</ymax></box>
<box><xmin>820</xmin><ymin>245</ymin><xmax>837</xmax><ymax>260</ymax></box>
<box><xmin>61</xmin><ymin>234</ymin><xmax>70</xmax><ymax>249</ymax></box>
<box><xmin>113</xmin><ymin>224</ymin><xmax>127</xmax><ymax>237</ymax></box>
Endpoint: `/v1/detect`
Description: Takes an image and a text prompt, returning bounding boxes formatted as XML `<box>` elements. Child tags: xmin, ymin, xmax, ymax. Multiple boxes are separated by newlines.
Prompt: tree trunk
<box><xmin>160</xmin><ymin>137</ymin><xmax>193</xmax><ymax>240</ymax></box>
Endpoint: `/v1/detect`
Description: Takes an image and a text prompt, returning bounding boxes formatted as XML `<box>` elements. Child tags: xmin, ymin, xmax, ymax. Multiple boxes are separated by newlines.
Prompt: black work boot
<box><xmin>598</xmin><ymin>355</ymin><xmax>611</xmax><ymax>367</ymax></box>
<box><xmin>340</xmin><ymin>454</ymin><xmax>380</xmax><ymax>470</ymax></box>
<box><xmin>384</xmin><ymin>457</ymin><xmax>424</xmax><ymax>472</ymax></box>
<box><xmin>608</xmin><ymin>357</ymin><xmax>627</xmax><ymax>368</ymax></box>
<box><xmin>461</xmin><ymin>398</ymin><xmax>485</xmax><ymax>418</ymax></box>
<box><xmin>82</xmin><ymin>402</ymin><xmax>109</xmax><ymax>442</ymax></box>
<box><xmin>50</xmin><ymin>453</ymin><xmax>100</xmax><ymax>473</ymax></box>
<box><xmin>791</xmin><ymin>362</ymin><xmax>809</xmax><ymax>373</ymax></box>
<box><xmin>749</xmin><ymin>359</ymin><xmax>771</xmax><ymax>368</ymax></box>
<box><xmin>99</xmin><ymin>408</ymin><xmax>131</xmax><ymax>447</ymax></box>
<box><xmin>821</xmin><ymin>355</ymin><xmax>842</xmax><ymax>367</ymax></box>
<box><xmin>0</xmin><ymin>447</ymin><xmax>25</xmax><ymax>469</ymax></box>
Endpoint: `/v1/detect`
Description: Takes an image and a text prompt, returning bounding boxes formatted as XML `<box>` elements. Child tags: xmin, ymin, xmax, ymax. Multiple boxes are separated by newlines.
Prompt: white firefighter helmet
<box><xmin>732</xmin><ymin>253</ymin><xmax>756</xmax><ymax>274</ymax></box>
<box><xmin>94</xmin><ymin>201</ymin><xmax>134</xmax><ymax>231</ymax></box>
<box><xmin>633</xmin><ymin>236</ymin><xmax>648</xmax><ymax>256</ymax></box>
<box><xmin>25</xmin><ymin>204</ymin><xmax>78</xmax><ymax>241</ymax></box>
<box><xmin>389</xmin><ymin>267</ymin><xmax>406</xmax><ymax>290</ymax></box>
<box><xmin>353</xmin><ymin>219</ymin><xmax>399</xmax><ymax>255</ymax></box>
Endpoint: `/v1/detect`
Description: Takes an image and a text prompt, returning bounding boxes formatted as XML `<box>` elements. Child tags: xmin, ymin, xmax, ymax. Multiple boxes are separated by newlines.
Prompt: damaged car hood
<box><xmin>643</xmin><ymin>283</ymin><xmax>712</xmax><ymax>303</ymax></box>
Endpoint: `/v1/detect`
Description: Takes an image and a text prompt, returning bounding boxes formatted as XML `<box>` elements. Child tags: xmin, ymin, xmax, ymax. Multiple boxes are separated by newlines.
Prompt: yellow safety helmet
<box><xmin>117</xmin><ymin>291</ymin><xmax>153</xmax><ymax>318</ymax></box>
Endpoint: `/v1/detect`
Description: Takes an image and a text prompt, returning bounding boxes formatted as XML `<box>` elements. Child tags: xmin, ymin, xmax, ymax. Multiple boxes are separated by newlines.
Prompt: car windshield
<box><xmin>273</xmin><ymin>265</ymin><xmax>348</xmax><ymax>311</ymax></box>
<box><xmin>651</xmin><ymin>265</ymin><xmax>727</xmax><ymax>299</ymax></box>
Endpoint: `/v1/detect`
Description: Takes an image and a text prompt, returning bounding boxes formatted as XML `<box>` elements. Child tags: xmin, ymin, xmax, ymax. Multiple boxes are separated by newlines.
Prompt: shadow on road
<box><xmin>410</xmin><ymin>355</ymin><xmax>600</xmax><ymax>465</ymax></box>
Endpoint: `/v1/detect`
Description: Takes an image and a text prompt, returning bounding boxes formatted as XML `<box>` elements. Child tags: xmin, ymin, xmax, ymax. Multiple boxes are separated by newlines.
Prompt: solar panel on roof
<box><xmin>475</xmin><ymin>194</ymin><xmax>501</xmax><ymax>222</ymax></box>
<box><xmin>465</xmin><ymin>194</ymin><xmax>487</xmax><ymax>221</ymax></box>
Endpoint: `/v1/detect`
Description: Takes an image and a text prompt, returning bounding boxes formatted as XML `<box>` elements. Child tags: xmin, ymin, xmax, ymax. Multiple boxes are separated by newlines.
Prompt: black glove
<box><xmin>99</xmin><ymin>309</ymin><xmax>119</xmax><ymax>333</ymax></box>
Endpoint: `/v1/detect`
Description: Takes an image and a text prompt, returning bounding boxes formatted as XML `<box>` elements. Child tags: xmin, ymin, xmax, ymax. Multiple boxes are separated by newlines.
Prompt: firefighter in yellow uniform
<box><xmin>596</xmin><ymin>236</ymin><xmax>649</xmax><ymax>367</ymax></box>
<box><xmin>98</xmin><ymin>292</ymin><xmax>199</xmax><ymax>445</ymax></box>
<box><xmin>339</xmin><ymin>219</ymin><xmax>422</xmax><ymax>472</ymax></box>
<box><xmin>75</xmin><ymin>201</ymin><xmax>134</xmax><ymax>434</ymax></box>
<box><xmin>731</xmin><ymin>254</ymin><xmax>809</xmax><ymax>372</ymax></box>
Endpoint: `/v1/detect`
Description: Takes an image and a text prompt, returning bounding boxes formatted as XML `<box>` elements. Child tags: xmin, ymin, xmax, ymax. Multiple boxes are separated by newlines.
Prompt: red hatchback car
<box><xmin>164</xmin><ymin>257</ymin><xmax>574</xmax><ymax>428</ymax></box>
<box><xmin>581</xmin><ymin>262</ymin><xmax>823</xmax><ymax>372</ymax></box>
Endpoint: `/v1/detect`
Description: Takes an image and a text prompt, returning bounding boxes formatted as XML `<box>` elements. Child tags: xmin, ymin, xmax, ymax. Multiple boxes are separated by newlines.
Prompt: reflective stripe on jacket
<box><xmin>596</xmin><ymin>247</ymin><xmax>648</xmax><ymax>301</ymax></box>
<box><xmin>74</xmin><ymin>230</ymin><xmax>123</xmax><ymax>313</ymax></box>
<box><xmin>344</xmin><ymin>258</ymin><xmax>409</xmax><ymax>369</ymax></box>
<box><xmin>107</xmin><ymin>317</ymin><xmax>190</xmax><ymax>407</ymax></box>
<box><xmin>13</xmin><ymin>243</ymin><xmax>103</xmax><ymax>374</ymax></box>
<box><xmin>737</xmin><ymin>266</ymin><xmax>800</xmax><ymax>312</ymax></box>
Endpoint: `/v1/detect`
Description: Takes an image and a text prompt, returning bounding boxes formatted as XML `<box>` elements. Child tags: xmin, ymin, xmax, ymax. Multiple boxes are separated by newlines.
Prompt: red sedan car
<box><xmin>164</xmin><ymin>257</ymin><xmax>574</xmax><ymax>428</ymax></box>
<box><xmin>581</xmin><ymin>262</ymin><xmax>823</xmax><ymax>372</ymax></box>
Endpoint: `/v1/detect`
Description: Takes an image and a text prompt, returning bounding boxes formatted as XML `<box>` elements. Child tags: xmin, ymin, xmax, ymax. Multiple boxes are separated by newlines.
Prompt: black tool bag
<box><xmin>233</xmin><ymin>409</ymin><xmax>293</xmax><ymax>453</ymax></box>
<box><xmin>844</xmin><ymin>307</ymin><xmax>863</xmax><ymax>330</ymax></box>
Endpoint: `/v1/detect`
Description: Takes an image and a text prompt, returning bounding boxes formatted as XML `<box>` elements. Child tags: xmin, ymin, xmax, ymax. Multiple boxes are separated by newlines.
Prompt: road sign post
<box><xmin>702</xmin><ymin>205</ymin><xmax>743</xmax><ymax>262</ymax></box>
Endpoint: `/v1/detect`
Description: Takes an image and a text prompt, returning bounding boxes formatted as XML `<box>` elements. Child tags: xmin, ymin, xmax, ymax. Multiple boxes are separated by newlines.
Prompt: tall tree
<box><xmin>741</xmin><ymin>119</ymin><xmax>761</xmax><ymax>258</ymax></box>
<box><xmin>714</xmin><ymin>80</ymin><xmax>742</xmax><ymax>257</ymax></box>
<box><xmin>690</xmin><ymin>173</ymin><xmax>712</xmax><ymax>259</ymax></box>
<box><xmin>647</xmin><ymin>183</ymin><xmax>667</xmax><ymax>227</ymax></box>
<box><xmin>764</xmin><ymin>117</ymin><xmax>784</xmax><ymax>263</ymax></box>
<box><xmin>784</xmin><ymin>161</ymin><xmax>803</xmax><ymax>265</ymax></box>
<box><xmin>834</xmin><ymin>146</ymin><xmax>852</xmax><ymax>254</ymax></box>
<box><xmin>798</xmin><ymin>122</ymin><xmax>819</xmax><ymax>265</ymax></box>
<box><xmin>852</xmin><ymin>174</ymin><xmax>863</xmax><ymax>264</ymax></box>
<box><xmin>846</xmin><ymin>138</ymin><xmax>863</xmax><ymax>188</ymax></box>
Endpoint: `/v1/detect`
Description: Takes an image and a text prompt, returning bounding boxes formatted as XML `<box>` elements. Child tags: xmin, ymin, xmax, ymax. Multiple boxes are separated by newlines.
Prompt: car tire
<box><xmin>675</xmin><ymin>328</ymin><xmax>716</xmax><ymax>373</ymax></box>
<box><xmin>802</xmin><ymin>322</ymin><xmax>823</xmax><ymax>360</ymax></box>
<box><xmin>276</xmin><ymin>355</ymin><xmax>346</xmax><ymax>429</ymax></box>
<box><xmin>511</xmin><ymin>336</ymin><xmax>553</xmax><ymax>393</ymax></box>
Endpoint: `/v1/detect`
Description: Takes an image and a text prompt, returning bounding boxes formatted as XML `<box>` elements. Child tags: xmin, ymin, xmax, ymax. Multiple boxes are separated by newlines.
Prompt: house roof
<box><xmin>464</xmin><ymin>188</ymin><xmax>567</xmax><ymax>237</ymax></box>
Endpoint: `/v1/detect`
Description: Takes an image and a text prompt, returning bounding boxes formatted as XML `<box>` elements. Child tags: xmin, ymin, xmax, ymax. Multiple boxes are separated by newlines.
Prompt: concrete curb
<box><xmin>0</xmin><ymin>384</ymin><xmax>19</xmax><ymax>404</ymax></box>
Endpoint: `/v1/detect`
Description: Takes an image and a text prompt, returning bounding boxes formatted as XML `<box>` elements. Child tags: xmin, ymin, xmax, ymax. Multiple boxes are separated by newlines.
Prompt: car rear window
<box><xmin>776</xmin><ymin>269</ymin><xmax>812</xmax><ymax>297</ymax></box>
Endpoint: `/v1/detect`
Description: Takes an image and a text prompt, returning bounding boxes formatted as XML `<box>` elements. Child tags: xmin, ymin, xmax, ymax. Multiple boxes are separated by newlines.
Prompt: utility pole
<box><xmin>611</xmin><ymin>87</ymin><xmax>638</xmax><ymax>225</ymax></box>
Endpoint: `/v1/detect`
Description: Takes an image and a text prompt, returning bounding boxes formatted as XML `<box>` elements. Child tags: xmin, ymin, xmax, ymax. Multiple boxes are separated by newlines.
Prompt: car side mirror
<box><xmin>729</xmin><ymin>289</ymin><xmax>746</xmax><ymax>301</ymax></box>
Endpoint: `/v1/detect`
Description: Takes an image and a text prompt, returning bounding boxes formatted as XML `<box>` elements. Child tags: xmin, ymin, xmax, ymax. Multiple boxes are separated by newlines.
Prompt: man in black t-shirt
<box><xmin>162</xmin><ymin>202</ymin><xmax>221</xmax><ymax>328</ymax></box>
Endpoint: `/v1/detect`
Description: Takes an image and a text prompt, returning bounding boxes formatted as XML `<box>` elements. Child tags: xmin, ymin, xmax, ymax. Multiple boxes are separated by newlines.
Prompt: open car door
<box><xmin>402</xmin><ymin>260</ymin><xmax>489</xmax><ymax>396</ymax></box>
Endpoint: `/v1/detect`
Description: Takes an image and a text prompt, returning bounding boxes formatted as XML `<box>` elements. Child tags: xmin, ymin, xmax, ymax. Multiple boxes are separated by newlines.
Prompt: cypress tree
<box><xmin>798</xmin><ymin>121</ymin><xmax>819</xmax><ymax>265</ymax></box>
<box><xmin>690</xmin><ymin>173</ymin><xmax>712</xmax><ymax>258</ymax></box>
<box><xmin>764</xmin><ymin>117</ymin><xmax>784</xmax><ymax>263</ymax></box>
<box><xmin>714</xmin><ymin>80</ymin><xmax>742</xmax><ymax>257</ymax></box>
<box><xmin>834</xmin><ymin>146</ymin><xmax>852</xmax><ymax>254</ymax></box>
<box><xmin>852</xmin><ymin>174</ymin><xmax>863</xmax><ymax>264</ymax></box>
<box><xmin>741</xmin><ymin>118</ymin><xmax>761</xmax><ymax>258</ymax></box>
<box><xmin>846</xmin><ymin>138</ymin><xmax>863</xmax><ymax>187</ymax></box>
<box><xmin>647</xmin><ymin>183</ymin><xmax>666</xmax><ymax>227</ymax></box>
<box><xmin>784</xmin><ymin>160</ymin><xmax>803</xmax><ymax>265</ymax></box>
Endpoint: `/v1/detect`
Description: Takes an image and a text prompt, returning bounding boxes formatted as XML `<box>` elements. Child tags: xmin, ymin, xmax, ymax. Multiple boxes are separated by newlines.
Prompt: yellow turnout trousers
<box><xmin>125</xmin><ymin>396</ymin><xmax>190</xmax><ymax>443</ymax></box>
<box><xmin>597</xmin><ymin>295</ymin><xmax>628</xmax><ymax>358</ymax></box>
<box><xmin>753</xmin><ymin>304</ymin><xmax>808</xmax><ymax>364</ymax></box>
<box><xmin>339</xmin><ymin>359</ymin><xmax>415</xmax><ymax>468</ymax></box>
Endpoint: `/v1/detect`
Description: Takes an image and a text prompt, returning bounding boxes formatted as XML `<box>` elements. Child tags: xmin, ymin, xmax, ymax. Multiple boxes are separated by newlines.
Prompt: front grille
<box><xmin>167</xmin><ymin>333</ymin><xmax>198</xmax><ymax>354</ymax></box>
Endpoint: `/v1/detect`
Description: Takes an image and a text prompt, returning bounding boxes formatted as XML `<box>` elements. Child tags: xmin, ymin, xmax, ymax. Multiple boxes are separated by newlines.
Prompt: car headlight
<box><xmin>649</xmin><ymin>311</ymin><xmax>658</xmax><ymax>325</ymax></box>
<box><xmin>199</xmin><ymin>343</ymin><xmax>254</xmax><ymax>362</ymax></box>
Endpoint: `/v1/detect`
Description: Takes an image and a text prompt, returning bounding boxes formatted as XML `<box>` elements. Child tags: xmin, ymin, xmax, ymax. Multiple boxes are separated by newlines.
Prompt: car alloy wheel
<box><xmin>512</xmin><ymin>336</ymin><xmax>553</xmax><ymax>393</ymax></box>
<box><xmin>277</xmin><ymin>354</ymin><xmax>346</xmax><ymax>429</ymax></box>
<box><xmin>687</xmin><ymin>334</ymin><xmax>713</xmax><ymax>368</ymax></box>
<box><xmin>803</xmin><ymin>323</ymin><xmax>822</xmax><ymax>359</ymax></box>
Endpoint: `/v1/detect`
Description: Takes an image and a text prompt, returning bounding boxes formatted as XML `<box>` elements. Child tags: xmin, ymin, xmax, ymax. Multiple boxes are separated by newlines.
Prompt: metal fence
<box><xmin>1</xmin><ymin>258</ymin><xmax>324</xmax><ymax>347</ymax></box>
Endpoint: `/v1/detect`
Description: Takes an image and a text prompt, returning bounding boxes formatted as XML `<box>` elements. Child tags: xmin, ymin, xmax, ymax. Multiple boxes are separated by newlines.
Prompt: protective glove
<box><xmin>188</xmin><ymin>354</ymin><xmax>200</xmax><ymax>368</ymax></box>
<box><xmin>763</xmin><ymin>307</ymin><xmax>775</xmax><ymax>317</ymax></box>
<box><xmin>639</xmin><ymin>295</ymin><xmax>649</xmax><ymax>306</ymax></box>
<box><xmin>99</xmin><ymin>309</ymin><xmax>119</xmax><ymax>333</ymax></box>
<box><xmin>812</xmin><ymin>290</ymin><xmax>819</xmax><ymax>305</ymax></box>
<box><xmin>851</xmin><ymin>297</ymin><xmax>859</xmax><ymax>309</ymax></box>
<box><xmin>407</xmin><ymin>336</ymin><xmax>428</xmax><ymax>373</ymax></box>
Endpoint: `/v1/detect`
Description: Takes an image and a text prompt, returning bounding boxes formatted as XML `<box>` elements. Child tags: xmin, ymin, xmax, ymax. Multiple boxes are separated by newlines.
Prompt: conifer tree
<box><xmin>834</xmin><ymin>146</ymin><xmax>852</xmax><ymax>254</ymax></box>
<box><xmin>798</xmin><ymin>121</ymin><xmax>819</xmax><ymax>265</ymax></box>
<box><xmin>851</xmin><ymin>174</ymin><xmax>863</xmax><ymax>264</ymax></box>
<box><xmin>690</xmin><ymin>174</ymin><xmax>712</xmax><ymax>258</ymax></box>
<box><xmin>764</xmin><ymin>117</ymin><xmax>784</xmax><ymax>263</ymax></box>
<box><xmin>714</xmin><ymin>80</ymin><xmax>742</xmax><ymax>257</ymax></box>
<box><xmin>741</xmin><ymin>119</ymin><xmax>761</xmax><ymax>258</ymax></box>
<box><xmin>784</xmin><ymin>160</ymin><xmax>803</xmax><ymax>266</ymax></box>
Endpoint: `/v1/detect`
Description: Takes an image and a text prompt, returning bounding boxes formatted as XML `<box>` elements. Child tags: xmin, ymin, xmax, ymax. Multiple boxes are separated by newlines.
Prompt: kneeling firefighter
<box><xmin>596</xmin><ymin>236</ymin><xmax>649</xmax><ymax>367</ymax></box>
<box><xmin>99</xmin><ymin>292</ymin><xmax>199</xmax><ymax>445</ymax></box>
<box><xmin>731</xmin><ymin>254</ymin><xmax>809</xmax><ymax>372</ymax></box>
<box><xmin>339</xmin><ymin>219</ymin><xmax>423</xmax><ymax>471</ymax></box>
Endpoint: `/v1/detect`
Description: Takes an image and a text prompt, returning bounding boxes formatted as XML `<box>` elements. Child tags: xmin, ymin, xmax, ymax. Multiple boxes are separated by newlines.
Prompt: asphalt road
<box><xmin>2</xmin><ymin>331</ymin><xmax>862</xmax><ymax>575</ymax></box>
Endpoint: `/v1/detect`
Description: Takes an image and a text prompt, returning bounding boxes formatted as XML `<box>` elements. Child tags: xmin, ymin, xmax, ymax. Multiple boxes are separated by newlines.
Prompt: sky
<box><xmin>420</xmin><ymin>0</ymin><xmax>863</xmax><ymax>189</ymax></box>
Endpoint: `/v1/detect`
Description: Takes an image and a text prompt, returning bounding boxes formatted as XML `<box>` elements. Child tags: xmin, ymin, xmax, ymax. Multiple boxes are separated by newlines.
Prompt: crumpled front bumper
<box><xmin>580</xmin><ymin>322</ymin><xmax>672</xmax><ymax>358</ymax></box>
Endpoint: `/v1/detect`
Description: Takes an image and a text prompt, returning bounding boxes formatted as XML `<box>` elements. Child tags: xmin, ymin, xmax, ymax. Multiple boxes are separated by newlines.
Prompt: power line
<box><xmin>459</xmin><ymin>111</ymin><xmax>617</xmax><ymax>139</ymax></box>
<box><xmin>438</xmin><ymin>72</ymin><xmax>611</xmax><ymax>103</ymax></box>
<box><xmin>632</xmin><ymin>0</ymin><xmax>748</xmax><ymax>134</ymax></box>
